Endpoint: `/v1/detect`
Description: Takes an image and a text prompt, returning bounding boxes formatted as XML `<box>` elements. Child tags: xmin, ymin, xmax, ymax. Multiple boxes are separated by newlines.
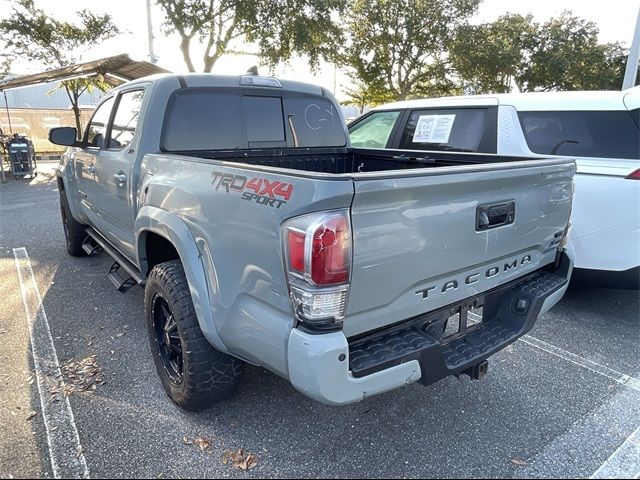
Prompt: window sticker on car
<box><xmin>413</xmin><ymin>114</ymin><xmax>456</xmax><ymax>143</ymax></box>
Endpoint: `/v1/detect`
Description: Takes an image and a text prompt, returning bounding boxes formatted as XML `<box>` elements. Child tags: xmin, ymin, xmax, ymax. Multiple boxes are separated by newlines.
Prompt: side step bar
<box><xmin>84</xmin><ymin>228</ymin><xmax>145</xmax><ymax>291</ymax></box>
<box><xmin>81</xmin><ymin>235</ymin><xmax>103</xmax><ymax>256</ymax></box>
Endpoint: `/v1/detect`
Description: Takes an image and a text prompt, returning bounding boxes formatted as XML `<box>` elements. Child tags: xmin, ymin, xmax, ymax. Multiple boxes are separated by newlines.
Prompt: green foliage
<box><xmin>450</xmin><ymin>11</ymin><xmax>631</xmax><ymax>94</ymax></box>
<box><xmin>342</xmin><ymin>79</ymin><xmax>395</xmax><ymax>113</ymax></box>
<box><xmin>156</xmin><ymin>0</ymin><xmax>345</xmax><ymax>72</ymax></box>
<box><xmin>450</xmin><ymin>14</ymin><xmax>536</xmax><ymax>94</ymax></box>
<box><xmin>341</xmin><ymin>0</ymin><xmax>481</xmax><ymax>102</ymax></box>
<box><xmin>0</xmin><ymin>0</ymin><xmax>119</xmax><ymax>67</ymax></box>
<box><xmin>521</xmin><ymin>12</ymin><xmax>629</xmax><ymax>91</ymax></box>
<box><xmin>0</xmin><ymin>0</ymin><xmax>120</xmax><ymax>136</ymax></box>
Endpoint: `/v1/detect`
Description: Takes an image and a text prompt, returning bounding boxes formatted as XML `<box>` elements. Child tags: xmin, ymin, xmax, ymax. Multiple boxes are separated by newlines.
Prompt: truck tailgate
<box><xmin>345</xmin><ymin>158</ymin><xmax>574</xmax><ymax>338</ymax></box>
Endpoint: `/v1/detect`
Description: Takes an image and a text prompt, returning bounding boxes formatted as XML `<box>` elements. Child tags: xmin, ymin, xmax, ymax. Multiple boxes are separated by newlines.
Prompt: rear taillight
<box><xmin>282</xmin><ymin>210</ymin><xmax>351</xmax><ymax>325</ymax></box>
<box><xmin>626</xmin><ymin>168</ymin><xmax>640</xmax><ymax>180</ymax></box>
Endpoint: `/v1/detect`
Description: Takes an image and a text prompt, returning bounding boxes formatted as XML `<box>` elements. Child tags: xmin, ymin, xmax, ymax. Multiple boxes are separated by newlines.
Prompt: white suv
<box><xmin>348</xmin><ymin>87</ymin><xmax>640</xmax><ymax>284</ymax></box>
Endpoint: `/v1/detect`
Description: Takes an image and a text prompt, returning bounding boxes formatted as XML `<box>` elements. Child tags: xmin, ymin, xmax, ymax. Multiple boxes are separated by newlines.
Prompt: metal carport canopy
<box><xmin>0</xmin><ymin>53</ymin><xmax>170</xmax><ymax>90</ymax></box>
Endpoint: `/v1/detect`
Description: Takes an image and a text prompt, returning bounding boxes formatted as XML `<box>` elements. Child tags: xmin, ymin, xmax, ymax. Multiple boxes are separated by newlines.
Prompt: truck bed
<box><xmin>172</xmin><ymin>147</ymin><xmax>547</xmax><ymax>175</ymax></box>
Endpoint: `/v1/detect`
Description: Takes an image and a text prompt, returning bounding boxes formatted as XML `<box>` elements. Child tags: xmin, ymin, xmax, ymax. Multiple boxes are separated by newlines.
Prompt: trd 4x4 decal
<box><xmin>211</xmin><ymin>171</ymin><xmax>293</xmax><ymax>208</ymax></box>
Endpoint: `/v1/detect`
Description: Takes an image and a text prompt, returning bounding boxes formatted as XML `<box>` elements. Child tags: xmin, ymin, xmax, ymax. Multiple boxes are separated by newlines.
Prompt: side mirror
<box><xmin>49</xmin><ymin>127</ymin><xmax>80</xmax><ymax>147</ymax></box>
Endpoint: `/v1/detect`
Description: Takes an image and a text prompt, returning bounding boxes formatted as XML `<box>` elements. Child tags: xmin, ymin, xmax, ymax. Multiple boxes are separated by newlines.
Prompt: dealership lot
<box><xmin>1</xmin><ymin>163</ymin><xmax>638</xmax><ymax>479</ymax></box>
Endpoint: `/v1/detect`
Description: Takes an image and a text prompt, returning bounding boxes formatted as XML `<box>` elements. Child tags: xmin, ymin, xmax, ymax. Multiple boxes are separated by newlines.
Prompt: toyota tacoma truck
<box><xmin>51</xmin><ymin>73</ymin><xmax>575</xmax><ymax>410</ymax></box>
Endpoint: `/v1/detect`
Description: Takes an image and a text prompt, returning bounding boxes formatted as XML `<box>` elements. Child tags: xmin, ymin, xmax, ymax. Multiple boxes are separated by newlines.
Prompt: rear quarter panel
<box><xmin>138</xmin><ymin>154</ymin><xmax>354</xmax><ymax>375</ymax></box>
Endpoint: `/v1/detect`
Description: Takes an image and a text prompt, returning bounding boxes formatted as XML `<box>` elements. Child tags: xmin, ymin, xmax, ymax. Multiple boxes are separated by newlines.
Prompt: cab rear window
<box><xmin>518</xmin><ymin>110</ymin><xmax>640</xmax><ymax>159</ymax></box>
<box><xmin>162</xmin><ymin>89</ymin><xmax>346</xmax><ymax>151</ymax></box>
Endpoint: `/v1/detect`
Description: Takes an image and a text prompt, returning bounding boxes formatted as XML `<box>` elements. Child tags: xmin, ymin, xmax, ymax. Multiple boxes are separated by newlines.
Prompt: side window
<box><xmin>349</xmin><ymin>111</ymin><xmax>400</xmax><ymax>148</ymax></box>
<box><xmin>108</xmin><ymin>90</ymin><xmax>145</xmax><ymax>150</ymax></box>
<box><xmin>518</xmin><ymin>111</ymin><xmax>640</xmax><ymax>159</ymax></box>
<box><xmin>85</xmin><ymin>97</ymin><xmax>116</xmax><ymax>148</ymax></box>
<box><xmin>398</xmin><ymin>108</ymin><xmax>489</xmax><ymax>152</ymax></box>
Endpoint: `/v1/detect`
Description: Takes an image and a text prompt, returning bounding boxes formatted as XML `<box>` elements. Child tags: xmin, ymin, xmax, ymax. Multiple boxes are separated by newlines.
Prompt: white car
<box><xmin>348</xmin><ymin>87</ymin><xmax>640</xmax><ymax>285</ymax></box>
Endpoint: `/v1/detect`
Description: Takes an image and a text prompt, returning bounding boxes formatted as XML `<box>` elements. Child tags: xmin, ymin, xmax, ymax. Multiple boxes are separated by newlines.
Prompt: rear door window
<box><xmin>85</xmin><ymin>97</ymin><xmax>116</xmax><ymax>148</ymax></box>
<box><xmin>398</xmin><ymin>108</ymin><xmax>492</xmax><ymax>152</ymax></box>
<box><xmin>518</xmin><ymin>110</ymin><xmax>640</xmax><ymax>159</ymax></box>
<box><xmin>349</xmin><ymin>111</ymin><xmax>400</xmax><ymax>148</ymax></box>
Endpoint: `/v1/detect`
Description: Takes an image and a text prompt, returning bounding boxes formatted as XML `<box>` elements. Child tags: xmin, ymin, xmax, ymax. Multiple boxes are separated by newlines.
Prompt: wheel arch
<box><xmin>134</xmin><ymin>206</ymin><xmax>227</xmax><ymax>353</ymax></box>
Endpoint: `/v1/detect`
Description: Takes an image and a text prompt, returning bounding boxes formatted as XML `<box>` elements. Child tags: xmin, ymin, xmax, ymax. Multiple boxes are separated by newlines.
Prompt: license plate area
<box><xmin>441</xmin><ymin>298</ymin><xmax>484</xmax><ymax>344</ymax></box>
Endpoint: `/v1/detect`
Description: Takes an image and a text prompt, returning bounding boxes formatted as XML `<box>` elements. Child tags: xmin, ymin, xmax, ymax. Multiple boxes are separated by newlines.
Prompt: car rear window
<box><xmin>162</xmin><ymin>89</ymin><xmax>346</xmax><ymax>151</ymax></box>
<box><xmin>398</xmin><ymin>108</ymin><xmax>490</xmax><ymax>152</ymax></box>
<box><xmin>518</xmin><ymin>110</ymin><xmax>640</xmax><ymax>159</ymax></box>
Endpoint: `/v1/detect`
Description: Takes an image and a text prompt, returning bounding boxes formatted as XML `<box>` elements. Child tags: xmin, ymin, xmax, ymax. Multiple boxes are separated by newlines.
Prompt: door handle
<box><xmin>113</xmin><ymin>172</ymin><xmax>127</xmax><ymax>187</ymax></box>
<box><xmin>476</xmin><ymin>201</ymin><xmax>516</xmax><ymax>231</ymax></box>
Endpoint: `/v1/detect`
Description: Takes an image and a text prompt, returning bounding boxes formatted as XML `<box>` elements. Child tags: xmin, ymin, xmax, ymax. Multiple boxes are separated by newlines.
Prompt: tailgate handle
<box><xmin>476</xmin><ymin>201</ymin><xmax>515</xmax><ymax>231</ymax></box>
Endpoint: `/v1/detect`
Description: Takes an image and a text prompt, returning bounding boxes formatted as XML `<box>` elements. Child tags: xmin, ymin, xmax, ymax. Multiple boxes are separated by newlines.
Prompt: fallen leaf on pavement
<box><xmin>511</xmin><ymin>459</ymin><xmax>528</xmax><ymax>465</ymax></box>
<box><xmin>183</xmin><ymin>436</ymin><xmax>212</xmax><ymax>452</ymax></box>
<box><xmin>222</xmin><ymin>448</ymin><xmax>258</xmax><ymax>470</ymax></box>
<box><xmin>60</xmin><ymin>355</ymin><xmax>103</xmax><ymax>395</ymax></box>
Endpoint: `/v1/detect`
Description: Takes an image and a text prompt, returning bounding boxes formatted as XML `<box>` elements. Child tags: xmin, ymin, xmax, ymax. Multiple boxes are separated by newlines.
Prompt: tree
<box><xmin>0</xmin><ymin>0</ymin><xmax>120</xmax><ymax>136</ymax></box>
<box><xmin>156</xmin><ymin>0</ymin><xmax>345</xmax><ymax>73</ymax></box>
<box><xmin>341</xmin><ymin>0</ymin><xmax>481</xmax><ymax>102</ymax></box>
<box><xmin>343</xmin><ymin>77</ymin><xmax>395</xmax><ymax>113</ymax></box>
<box><xmin>450</xmin><ymin>14</ymin><xmax>536</xmax><ymax>94</ymax></box>
<box><xmin>520</xmin><ymin>11</ymin><xmax>629</xmax><ymax>92</ymax></box>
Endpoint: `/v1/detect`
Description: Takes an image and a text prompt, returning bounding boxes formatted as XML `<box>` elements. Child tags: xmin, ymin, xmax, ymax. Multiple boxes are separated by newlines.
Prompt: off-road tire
<box><xmin>59</xmin><ymin>189</ymin><xmax>87</xmax><ymax>257</ymax></box>
<box><xmin>145</xmin><ymin>260</ymin><xmax>244</xmax><ymax>410</ymax></box>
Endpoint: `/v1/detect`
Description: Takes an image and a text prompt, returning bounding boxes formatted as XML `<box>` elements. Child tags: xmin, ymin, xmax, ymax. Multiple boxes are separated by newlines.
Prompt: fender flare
<box><xmin>134</xmin><ymin>206</ymin><xmax>227</xmax><ymax>353</ymax></box>
<box><xmin>56</xmin><ymin>156</ymin><xmax>83</xmax><ymax>221</ymax></box>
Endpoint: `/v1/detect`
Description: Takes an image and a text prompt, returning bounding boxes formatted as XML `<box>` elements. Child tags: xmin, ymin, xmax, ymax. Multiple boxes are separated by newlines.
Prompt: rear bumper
<box><xmin>286</xmin><ymin>250</ymin><xmax>572</xmax><ymax>406</ymax></box>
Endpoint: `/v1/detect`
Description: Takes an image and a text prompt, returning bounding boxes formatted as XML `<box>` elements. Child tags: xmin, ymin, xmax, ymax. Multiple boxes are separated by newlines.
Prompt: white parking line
<box><xmin>591</xmin><ymin>426</ymin><xmax>640</xmax><ymax>479</ymax></box>
<box><xmin>513</xmin><ymin>386</ymin><xmax>640</xmax><ymax>479</ymax></box>
<box><xmin>521</xmin><ymin>335</ymin><xmax>640</xmax><ymax>392</ymax></box>
<box><xmin>13</xmin><ymin>247</ymin><xmax>90</xmax><ymax>479</ymax></box>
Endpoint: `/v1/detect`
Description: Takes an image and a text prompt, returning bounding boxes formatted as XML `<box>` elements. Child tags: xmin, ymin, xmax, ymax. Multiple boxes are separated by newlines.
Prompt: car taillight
<box><xmin>626</xmin><ymin>168</ymin><xmax>640</xmax><ymax>180</ymax></box>
<box><xmin>282</xmin><ymin>210</ymin><xmax>351</xmax><ymax>325</ymax></box>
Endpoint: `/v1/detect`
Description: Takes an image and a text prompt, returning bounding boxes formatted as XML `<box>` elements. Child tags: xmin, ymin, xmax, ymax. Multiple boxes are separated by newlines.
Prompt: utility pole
<box><xmin>623</xmin><ymin>5</ymin><xmax>640</xmax><ymax>89</ymax></box>
<box><xmin>146</xmin><ymin>0</ymin><xmax>158</xmax><ymax>64</ymax></box>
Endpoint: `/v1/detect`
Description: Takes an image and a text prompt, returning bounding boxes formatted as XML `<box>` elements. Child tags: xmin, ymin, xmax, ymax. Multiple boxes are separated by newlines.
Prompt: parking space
<box><xmin>1</xmin><ymin>163</ymin><xmax>639</xmax><ymax>479</ymax></box>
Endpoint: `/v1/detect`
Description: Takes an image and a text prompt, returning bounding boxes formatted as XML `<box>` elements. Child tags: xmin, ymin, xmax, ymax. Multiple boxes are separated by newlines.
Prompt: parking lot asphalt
<box><xmin>1</xmin><ymin>163</ymin><xmax>639</xmax><ymax>479</ymax></box>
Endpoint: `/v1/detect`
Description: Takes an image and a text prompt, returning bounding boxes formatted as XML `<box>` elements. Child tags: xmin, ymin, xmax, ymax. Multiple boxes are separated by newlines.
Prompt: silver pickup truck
<box><xmin>51</xmin><ymin>74</ymin><xmax>575</xmax><ymax>410</ymax></box>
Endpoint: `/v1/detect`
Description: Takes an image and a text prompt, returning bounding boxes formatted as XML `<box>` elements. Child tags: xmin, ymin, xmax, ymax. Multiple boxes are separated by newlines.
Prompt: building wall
<box><xmin>1</xmin><ymin>80</ymin><xmax>105</xmax><ymax>109</ymax></box>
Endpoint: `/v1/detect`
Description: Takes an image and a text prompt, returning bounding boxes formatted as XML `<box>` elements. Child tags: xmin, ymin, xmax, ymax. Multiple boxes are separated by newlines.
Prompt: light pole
<box><xmin>146</xmin><ymin>0</ymin><xmax>158</xmax><ymax>64</ymax></box>
<box><xmin>623</xmin><ymin>5</ymin><xmax>640</xmax><ymax>89</ymax></box>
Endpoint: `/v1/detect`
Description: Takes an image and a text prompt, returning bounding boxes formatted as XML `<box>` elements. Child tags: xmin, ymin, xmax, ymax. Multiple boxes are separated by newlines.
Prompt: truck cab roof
<box><xmin>113</xmin><ymin>72</ymin><xmax>328</xmax><ymax>97</ymax></box>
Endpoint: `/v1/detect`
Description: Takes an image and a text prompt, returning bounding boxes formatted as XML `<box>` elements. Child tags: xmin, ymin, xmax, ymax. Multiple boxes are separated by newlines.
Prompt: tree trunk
<box><xmin>180</xmin><ymin>37</ymin><xmax>196</xmax><ymax>72</ymax></box>
<box><xmin>203</xmin><ymin>54</ymin><xmax>218</xmax><ymax>73</ymax></box>
<box><xmin>72</xmin><ymin>95</ymin><xmax>82</xmax><ymax>139</ymax></box>
<box><xmin>62</xmin><ymin>82</ymin><xmax>82</xmax><ymax>139</ymax></box>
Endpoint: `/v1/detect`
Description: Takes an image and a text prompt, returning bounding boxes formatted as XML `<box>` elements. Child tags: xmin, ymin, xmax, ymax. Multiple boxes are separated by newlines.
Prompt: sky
<box><xmin>4</xmin><ymin>0</ymin><xmax>640</xmax><ymax>101</ymax></box>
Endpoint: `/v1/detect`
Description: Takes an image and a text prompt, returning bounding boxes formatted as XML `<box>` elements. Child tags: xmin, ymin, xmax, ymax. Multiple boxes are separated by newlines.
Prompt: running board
<box><xmin>84</xmin><ymin>228</ymin><xmax>145</xmax><ymax>290</ymax></box>
<box><xmin>108</xmin><ymin>262</ymin><xmax>138</xmax><ymax>292</ymax></box>
<box><xmin>81</xmin><ymin>235</ymin><xmax>103</xmax><ymax>256</ymax></box>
